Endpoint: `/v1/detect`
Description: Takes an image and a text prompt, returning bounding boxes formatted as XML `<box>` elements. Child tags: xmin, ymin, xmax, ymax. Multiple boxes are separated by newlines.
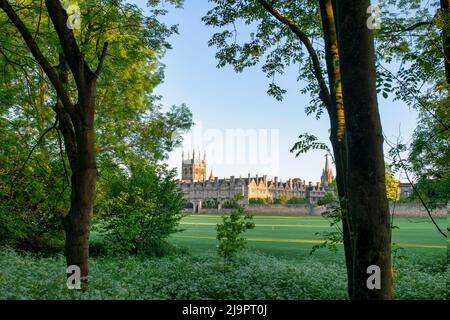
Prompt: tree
<box><xmin>377</xmin><ymin>0</ymin><xmax>449</xmax><ymax>227</ymax></box>
<box><xmin>203</xmin><ymin>0</ymin><xmax>355</xmax><ymax>296</ymax></box>
<box><xmin>408</xmin><ymin>100</ymin><xmax>450</xmax><ymax>208</ymax></box>
<box><xmin>216</xmin><ymin>199</ymin><xmax>254</xmax><ymax>264</ymax></box>
<box><xmin>318</xmin><ymin>189</ymin><xmax>337</xmax><ymax>206</ymax></box>
<box><xmin>0</xmin><ymin>0</ymin><xmax>186</xmax><ymax>286</ymax></box>
<box><xmin>335</xmin><ymin>0</ymin><xmax>391</xmax><ymax>299</ymax></box>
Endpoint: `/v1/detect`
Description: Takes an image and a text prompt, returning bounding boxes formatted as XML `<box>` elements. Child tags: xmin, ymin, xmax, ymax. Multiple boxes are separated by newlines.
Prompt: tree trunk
<box><xmin>64</xmin><ymin>122</ymin><xmax>96</xmax><ymax>287</ymax></box>
<box><xmin>55</xmin><ymin>54</ymin><xmax>97</xmax><ymax>287</ymax></box>
<box><xmin>319</xmin><ymin>0</ymin><xmax>354</xmax><ymax>298</ymax></box>
<box><xmin>335</xmin><ymin>0</ymin><xmax>392</xmax><ymax>300</ymax></box>
<box><xmin>65</xmin><ymin>80</ymin><xmax>97</xmax><ymax>286</ymax></box>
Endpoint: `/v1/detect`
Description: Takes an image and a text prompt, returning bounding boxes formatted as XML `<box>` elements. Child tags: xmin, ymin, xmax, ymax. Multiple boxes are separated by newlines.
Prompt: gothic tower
<box><xmin>320</xmin><ymin>154</ymin><xmax>334</xmax><ymax>185</ymax></box>
<box><xmin>182</xmin><ymin>149</ymin><xmax>207</xmax><ymax>182</ymax></box>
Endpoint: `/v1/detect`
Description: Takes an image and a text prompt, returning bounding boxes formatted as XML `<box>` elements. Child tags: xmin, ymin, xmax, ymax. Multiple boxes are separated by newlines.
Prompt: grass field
<box><xmin>0</xmin><ymin>214</ymin><xmax>447</xmax><ymax>299</ymax></box>
<box><xmin>170</xmin><ymin>214</ymin><xmax>448</xmax><ymax>265</ymax></box>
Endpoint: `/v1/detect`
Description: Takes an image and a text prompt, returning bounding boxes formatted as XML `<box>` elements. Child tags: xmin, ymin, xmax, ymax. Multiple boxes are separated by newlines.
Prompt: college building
<box><xmin>179</xmin><ymin>151</ymin><xmax>333</xmax><ymax>212</ymax></box>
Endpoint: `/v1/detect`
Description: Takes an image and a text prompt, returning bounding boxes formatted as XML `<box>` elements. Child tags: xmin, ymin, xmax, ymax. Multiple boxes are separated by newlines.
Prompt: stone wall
<box><xmin>184</xmin><ymin>203</ymin><xmax>448</xmax><ymax>218</ymax></box>
<box><xmin>184</xmin><ymin>204</ymin><xmax>327</xmax><ymax>216</ymax></box>
<box><xmin>389</xmin><ymin>203</ymin><xmax>448</xmax><ymax>218</ymax></box>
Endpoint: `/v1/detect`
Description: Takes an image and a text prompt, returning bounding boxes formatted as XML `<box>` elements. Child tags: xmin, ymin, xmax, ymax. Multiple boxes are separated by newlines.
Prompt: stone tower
<box><xmin>320</xmin><ymin>154</ymin><xmax>334</xmax><ymax>185</ymax></box>
<box><xmin>182</xmin><ymin>150</ymin><xmax>206</xmax><ymax>182</ymax></box>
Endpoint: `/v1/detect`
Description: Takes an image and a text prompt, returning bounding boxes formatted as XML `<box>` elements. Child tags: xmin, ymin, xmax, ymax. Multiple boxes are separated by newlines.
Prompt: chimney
<box><xmin>263</xmin><ymin>175</ymin><xmax>268</xmax><ymax>186</ymax></box>
<box><xmin>256</xmin><ymin>174</ymin><xmax>259</xmax><ymax>184</ymax></box>
<box><xmin>230</xmin><ymin>176</ymin><xmax>235</xmax><ymax>185</ymax></box>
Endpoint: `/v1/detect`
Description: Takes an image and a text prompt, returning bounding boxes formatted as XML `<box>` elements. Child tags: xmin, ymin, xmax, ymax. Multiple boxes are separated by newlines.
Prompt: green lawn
<box><xmin>0</xmin><ymin>214</ymin><xmax>447</xmax><ymax>300</ymax></box>
<box><xmin>170</xmin><ymin>214</ymin><xmax>447</xmax><ymax>265</ymax></box>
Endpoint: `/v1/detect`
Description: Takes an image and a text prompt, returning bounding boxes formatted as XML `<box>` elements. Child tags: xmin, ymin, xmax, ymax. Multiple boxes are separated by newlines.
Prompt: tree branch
<box><xmin>13</xmin><ymin>118</ymin><xmax>58</xmax><ymax>183</ymax></box>
<box><xmin>256</xmin><ymin>0</ymin><xmax>332</xmax><ymax>108</ymax></box>
<box><xmin>384</xmin><ymin>21</ymin><xmax>432</xmax><ymax>34</ymax></box>
<box><xmin>44</xmin><ymin>0</ymin><xmax>94</xmax><ymax>83</ymax></box>
<box><xmin>94</xmin><ymin>41</ymin><xmax>108</xmax><ymax>77</ymax></box>
<box><xmin>0</xmin><ymin>0</ymin><xmax>73</xmax><ymax>110</ymax></box>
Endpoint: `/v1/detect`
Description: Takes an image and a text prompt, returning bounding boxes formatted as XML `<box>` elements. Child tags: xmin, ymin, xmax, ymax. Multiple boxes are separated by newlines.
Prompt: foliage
<box><xmin>377</xmin><ymin>1</ymin><xmax>449</xmax><ymax>210</ymax></box>
<box><xmin>290</xmin><ymin>134</ymin><xmax>331</xmax><ymax>158</ymax></box>
<box><xmin>249</xmin><ymin>197</ymin><xmax>271</xmax><ymax>205</ymax></box>
<box><xmin>273</xmin><ymin>194</ymin><xmax>289</xmax><ymax>204</ymax></box>
<box><xmin>410</xmin><ymin>177</ymin><xmax>450</xmax><ymax>209</ymax></box>
<box><xmin>96</xmin><ymin>161</ymin><xmax>185</xmax><ymax>256</ymax></box>
<box><xmin>0</xmin><ymin>130</ymin><xmax>67</xmax><ymax>253</ymax></box>
<box><xmin>310</xmin><ymin>204</ymin><xmax>343</xmax><ymax>255</ymax></box>
<box><xmin>248</xmin><ymin>196</ymin><xmax>307</xmax><ymax>205</ymax></box>
<box><xmin>0</xmin><ymin>0</ymin><xmax>193</xmax><ymax>254</ymax></box>
<box><xmin>386</xmin><ymin>165</ymin><xmax>400</xmax><ymax>202</ymax></box>
<box><xmin>0</xmin><ymin>248</ymin><xmax>446</xmax><ymax>300</ymax></box>
<box><xmin>216</xmin><ymin>201</ymin><xmax>254</xmax><ymax>263</ymax></box>
<box><xmin>287</xmin><ymin>197</ymin><xmax>307</xmax><ymax>205</ymax></box>
<box><xmin>203</xmin><ymin>198</ymin><xmax>220</xmax><ymax>209</ymax></box>
<box><xmin>202</xmin><ymin>0</ymin><xmax>326</xmax><ymax>116</ymax></box>
<box><xmin>407</xmin><ymin>99</ymin><xmax>450</xmax><ymax>209</ymax></box>
<box><xmin>317</xmin><ymin>190</ymin><xmax>337</xmax><ymax>206</ymax></box>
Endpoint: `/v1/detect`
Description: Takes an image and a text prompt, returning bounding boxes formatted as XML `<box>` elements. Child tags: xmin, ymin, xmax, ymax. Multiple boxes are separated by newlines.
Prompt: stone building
<box><xmin>180</xmin><ymin>152</ymin><xmax>330</xmax><ymax>212</ymax></box>
<box><xmin>321</xmin><ymin>154</ymin><xmax>334</xmax><ymax>186</ymax></box>
<box><xmin>398</xmin><ymin>182</ymin><xmax>414</xmax><ymax>198</ymax></box>
<box><xmin>181</xmin><ymin>149</ymin><xmax>207</xmax><ymax>182</ymax></box>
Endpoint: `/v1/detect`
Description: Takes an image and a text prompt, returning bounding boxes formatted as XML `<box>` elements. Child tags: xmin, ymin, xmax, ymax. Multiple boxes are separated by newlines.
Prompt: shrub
<box><xmin>203</xmin><ymin>198</ymin><xmax>219</xmax><ymax>209</ymax></box>
<box><xmin>273</xmin><ymin>194</ymin><xmax>289</xmax><ymax>204</ymax></box>
<box><xmin>249</xmin><ymin>197</ymin><xmax>271</xmax><ymax>205</ymax></box>
<box><xmin>97</xmin><ymin>162</ymin><xmax>185</xmax><ymax>255</ymax></box>
<box><xmin>216</xmin><ymin>201</ymin><xmax>254</xmax><ymax>263</ymax></box>
<box><xmin>317</xmin><ymin>190</ymin><xmax>337</xmax><ymax>206</ymax></box>
<box><xmin>0</xmin><ymin>165</ymin><xmax>66</xmax><ymax>254</ymax></box>
<box><xmin>287</xmin><ymin>197</ymin><xmax>306</xmax><ymax>205</ymax></box>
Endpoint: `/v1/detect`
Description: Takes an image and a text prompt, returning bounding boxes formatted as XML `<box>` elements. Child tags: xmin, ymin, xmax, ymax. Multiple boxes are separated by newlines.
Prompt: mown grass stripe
<box><xmin>172</xmin><ymin>235</ymin><xmax>447</xmax><ymax>249</ymax></box>
<box><xmin>180</xmin><ymin>222</ymin><xmax>328</xmax><ymax>228</ymax></box>
<box><xmin>186</xmin><ymin>215</ymin><xmax>324</xmax><ymax>220</ymax></box>
<box><xmin>173</xmin><ymin>234</ymin><xmax>324</xmax><ymax>244</ymax></box>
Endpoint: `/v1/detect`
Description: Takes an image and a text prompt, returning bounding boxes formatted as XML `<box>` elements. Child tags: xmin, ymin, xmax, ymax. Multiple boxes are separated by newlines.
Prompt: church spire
<box><xmin>325</xmin><ymin>154</ymin><xmax>331</xmax><ymax>174</ymax></box>
<box><xmin>321</xmin><ymin>154</ymin><xmax>334</xmax><ymax>185</ymax></box>
<box><xmin>209</xmin><ymin>169</ymin><xmax>214</xmax><ymax>180</ymax></box>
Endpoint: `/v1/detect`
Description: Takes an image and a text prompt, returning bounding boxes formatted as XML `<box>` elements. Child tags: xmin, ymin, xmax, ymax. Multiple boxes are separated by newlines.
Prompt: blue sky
<box><xmin>131</xmin><ymin>0</ymin><xmax>418</xmax><ymax>182</ymax></box>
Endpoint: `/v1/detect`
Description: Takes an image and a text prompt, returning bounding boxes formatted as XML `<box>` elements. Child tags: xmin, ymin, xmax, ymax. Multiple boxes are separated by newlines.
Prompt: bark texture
<box><xmin>318</xmin><ymin>0</ymin><xmax>353</xmax><ymax>298</ymax></box>
<box><xmin>335</xmin><ymin>0</ymin><xmax>392</xmax><ymax>300</ymax></box>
